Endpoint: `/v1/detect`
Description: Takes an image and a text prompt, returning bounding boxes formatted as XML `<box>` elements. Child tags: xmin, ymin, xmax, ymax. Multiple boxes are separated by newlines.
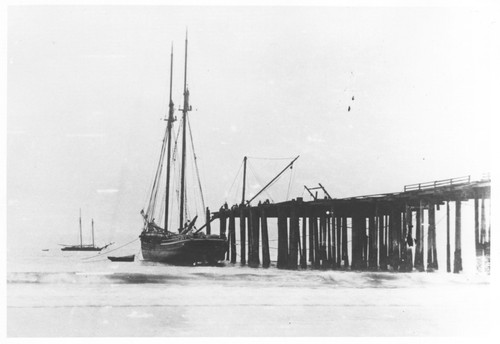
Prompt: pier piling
<box><xmin>260</xmin><ymin>205</ymin><xmax>270</xmax><ymax>268</ymax></box>
<box><xmin>229</xmin><ymin>210</ymin><xmax>236</xmax><ymax>263</ymax></box>
<box><xmin>289</xmin><ymin>203</ymin><xmax>299</xmax><ymax>270</ymax></box>
<box><xmin>301</xmin><ymin>215</ymin><xmax>307</xmax><ymax>268</ymax></box>
<box><xmin>239</xmin><ymin>206</ymin><xmax>246</xmax><ymax>265</ymax></box>
<box><xmin>454</xmin><ymin>201</ymin><xmax>462</xmax><ymax>273</ymax></box>
<box><xmin>277</xmin><ymin>206</ymin><xmax>288</xmax><ymax>269</ymax></box>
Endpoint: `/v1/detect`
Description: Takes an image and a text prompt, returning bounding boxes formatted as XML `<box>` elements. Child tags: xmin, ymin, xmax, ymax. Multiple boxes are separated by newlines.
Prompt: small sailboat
<box><xmin>139</xmin><ymin>34</ymin><xmax>227</xmax><ymax>265</ymax></box>
<box><xmin>61</xmin><ymin>210</ymin><xmax>112</xmax><ymax>251</ymax></box>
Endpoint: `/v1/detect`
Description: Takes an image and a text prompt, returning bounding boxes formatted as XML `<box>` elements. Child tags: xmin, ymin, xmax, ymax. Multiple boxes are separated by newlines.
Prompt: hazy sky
<box><xmin>7</xmin><ymin>5</ymin><xmax>497</xmax><ymax>250</ymax></box>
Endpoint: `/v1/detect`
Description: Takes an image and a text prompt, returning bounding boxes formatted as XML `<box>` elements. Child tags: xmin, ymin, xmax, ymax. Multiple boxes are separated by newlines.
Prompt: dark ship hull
<box><xmin>140</xmin><ymin>233</ymin><xmax>227</xmax><ymax>265</ymax></box>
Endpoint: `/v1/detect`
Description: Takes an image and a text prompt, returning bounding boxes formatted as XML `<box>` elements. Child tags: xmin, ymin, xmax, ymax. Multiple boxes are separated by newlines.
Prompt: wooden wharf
<box><xmin>213</xmin><ymin>175</ymin><xmax>491</xmax><ymax>272</ymax></box>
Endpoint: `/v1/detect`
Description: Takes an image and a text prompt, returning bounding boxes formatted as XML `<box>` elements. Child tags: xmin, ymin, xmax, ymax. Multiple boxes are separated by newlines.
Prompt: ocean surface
<box><xmin>7</xmin><ymin>247</ymin><xmax>493</xmax><ymax>337</ymax></box>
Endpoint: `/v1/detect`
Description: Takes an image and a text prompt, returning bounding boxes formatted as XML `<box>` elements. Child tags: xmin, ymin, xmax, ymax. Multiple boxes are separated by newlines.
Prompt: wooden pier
<box><xmin>213</xmin><ymin>175</ymin><xmax>491</xmax><ymax>272</ymax></box>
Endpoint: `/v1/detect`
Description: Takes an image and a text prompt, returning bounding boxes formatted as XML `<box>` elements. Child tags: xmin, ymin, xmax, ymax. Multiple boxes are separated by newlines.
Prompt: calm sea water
<box><xmin>7</xmin><ymin>247</ymin><xmax>493</xmax><ymax>337</ymax></box>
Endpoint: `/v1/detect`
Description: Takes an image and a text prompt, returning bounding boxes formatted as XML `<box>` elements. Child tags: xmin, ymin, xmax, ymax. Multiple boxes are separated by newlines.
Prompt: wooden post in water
<box><xmin>308</xmin><ymin>216</ymin><xmax>314</xmax><ymax>263</ymax></box>
<box><xmin>330</xmin><ymin>211</ymin><xmax>336</xmax><ymax>268</ymax></box>
<box><xmin>474</xmin><ymin>197</ymin><xmax>480</xmax><ymax>256</ymax></box>
<box><xmin>391</xmin><ymin>209</ymin><xmax>401</xmax><ymax>270</ymax></box>
<box><xmin>229</xmin><ymin>210</ymin><xmax>236</xmax><ymax>263</ymax></box>
<box><xmin>414</xmin><ymin>200</ymin><xmax>424</xmax><ymax>271</ymax></box>
<box><xmin>379</xmin><ymin>215</ymin><xmax>387</xmax><ymax>271</ymax></box>
<box><xmin>427</xmin><ymin>202</ymin><xmax>437</xmax><ymax>271</ymax></box>
<box><xmin>319</xmin><ymin>215</ymin><xmax>327</xmax><ymax>268</ymax></box>
<box><xmin>277</xmin><ymin>206</ymin><xmax>288</xmax><ymax>269</ymax></box>
<box><xmin>387</xmin><ymin>212</ymin><xmax>395</xmax><ymax>270</ymax></box>
<box><xmin>239</xmin><ymin>206</ymin><xmax>246</xmax><ymax>265</ymax></box>
<box><xmin>260</xmin><ymin>205</ymin><xmax>270</xmax><ymax>268</ymax></box>
<box><xmin>301</xmin><ymin>215</ymin><xmax>307</xmax><ymax>268</ymax></box>
<box><xmin>251</xmin><ymin>207</ymin><xmax>260</xmax><ymax>266</ymax></box>
<box><xmin>368</xmin><ymin>215</ymin><xmax>377</xmax><ymax>269</ymax></box>
<box><xmin>404</xmin><ymin>206</ymin><xmax>413</xmax><ymax>271</ymax></box>
<box><xmin>454</xmin><ymin>200</ymin><xmax>462</xmax><ymax>273</ymax></box>
<box><xmin>206</xmin><ymin>207</ymin><xmax>211</xmax><ymax>235</ymax></box>
<box><xmin>220</xmin><ymin>209</ymin><xmax>227</xmax><ymax>238</ymax></box>
<box><xmin>342</xmin><ymin>217</ymin><xmax>349</xmax><ymax>268</ymax></box>
<box><xmin>480</xmin><ymin>198</ymin><xmax>486</xmax><ymax>255</ymax></box>
<box><xmin>288</xmin><ymin>202</ymin><xmax>299</xmax><ymax>270</ymax></box>
<box><xmin>446</xmin><ymin>201</ymin><xmax>451</xmax><ymax>272</ymax></box>
<box><xmin>351</xmin><ymin>215</ymin><xmax>360</xmax><ymax>270</ymax></box>
<box><xmin>313</xmin><ymin>216</ymin><xmax>320</xmax><ymax>268</ymax></box>
<box><xmin>247</xmin><ymin>208</ymin><xmax>253</xmax><ymax>264</ymax></box>
<box><xmin>336</xmin><ymin>216</ymin><xmax>341</xmax><ymax>268</ymax></box>
<box><xmin>327</xmin><ymin>214</ymin><xmax>331</xmax><ymax>265</ymax></box>
<box><xmin>362</xmin><ymin>218</ymin><xmax>368</xmax><ymax>269</ymax></box>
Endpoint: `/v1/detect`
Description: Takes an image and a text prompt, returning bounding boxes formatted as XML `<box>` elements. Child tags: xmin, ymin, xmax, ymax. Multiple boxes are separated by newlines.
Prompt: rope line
<box><xmin>81</xmin><ymin>238</ymin><xmax>140</xmax><ymax>260</ymax></box>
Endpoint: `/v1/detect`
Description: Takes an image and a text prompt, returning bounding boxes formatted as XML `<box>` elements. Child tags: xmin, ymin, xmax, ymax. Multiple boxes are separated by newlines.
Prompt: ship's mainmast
<box><xmin>164</xmin><ymin>44</ymin><xmax>175</xmax><ymax>231</ymax></box>
<box><xmin>179</xmin><ymin>31</ymin><xmax>191</xmax><ymax>232</ymax></box>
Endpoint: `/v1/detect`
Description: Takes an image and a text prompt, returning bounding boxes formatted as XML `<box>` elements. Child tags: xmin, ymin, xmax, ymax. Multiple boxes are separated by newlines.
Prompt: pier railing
<box><xmin>404</xmin><ymin>175</ymin><xmax>471</xmax><ymax>192</ymax></box>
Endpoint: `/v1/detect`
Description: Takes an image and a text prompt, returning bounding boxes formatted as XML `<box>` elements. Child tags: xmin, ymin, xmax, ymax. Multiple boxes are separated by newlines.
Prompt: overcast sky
<box><xmin>7</xmin><ymin>5</ymin><xmax>497</xmax><ymax>250</ymax></box>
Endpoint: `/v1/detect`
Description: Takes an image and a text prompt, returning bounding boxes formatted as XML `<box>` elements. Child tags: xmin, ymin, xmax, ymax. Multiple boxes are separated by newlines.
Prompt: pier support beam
<box><xmin>481</xmin><ymin>198</ymin><xmax>487</xmax><ymax>254</ymax></box>
<box><xmin>330</xmin><ymin>212</ymin><xmax>336</xmax><ymax>268</ymax></box>
<box><xmin>260</xmin><ymin>205</ymin><xmax>270</xmax><ymax>268</ymax></box>
<box><xmin>427</xmin><ymin>203</ymin><xmax>438</xmax><ymax>271</ymax></box>
<box><xmin>206</xmin><ymin>207</ymin><xmax>211</xmax><ymax>235</ymax></box>
<box><xmin>288</xmin><ymin>203</ymin><xmax>299</xmax><ymax>270</ymax></box>
<box><xmin>454</xmin><ymin>201</ymin><xmax>462</xmax><ymax>273</ymax></box>
<box><xmin>239</xmin><ymin>207</ymin><xmax>246</xmax><ymax>265</ymax></box>
<box><xmin>277</xmin><ymin>206</ymin><xmax>288</xmax><ymax>269</ymax></box>
<box><xmin>229</xmin><ymin>211</ymin><xmax>236</xmax><ymax>263</ymax></box>
<box><xmin>327</xmin><ymin>214</ymin><xmax>331</xmax><ymax>266</ymax></box>
<box><xmin>308</xmin><ymin>216</ymin><xmax>314</xmax><ymax>264</ymax></box>
<box><xmin>368</xmin><ymin>215</ymin><xmax>377</xmax><ymax>269</ymax></box>
<box><xmin>301</xmin><ymin>216</ymin><xmax>307</xmax><ymax>269</ymax></box>
<box><xmin>403</xmin><ymin>206</ymin><xmax>413</xmax><ymax>272</ymax></box>
<box><xmin>446</xmin><ymin>201</ymin><xmax>451</xmax><ymax>272</ymax></box>
<box><xmin>250</xmin><ymin>207</ymin><xmax>260</xmax><ymax>266</ymax></box>
<box><xmin>319</xmin><ymin>215</ymin><xmax>327</xmax><ymax>268</ymax></box>
<box><xmin>475</xmin><ymin>198</ymin><xmax>481</xmax><ymax>256</ymax></box>
<box><xmin>379</xmin><ymin>215</ymin><xmax>387</xmax><ymax>271</ymax></box>
<box><xmin>336</xmin><ymin>216</ymin><xmax>341</xmax><ymax>268</ymax></box>
<box><xmin>389</xmin><ymin>209</ymin><xmax>401</xmax><ymax>271</ymax></box>
<box><xmin>351</xmin><ymin>215</ymin><xmax>363</xmax><ymax>270</ymax></box>
<box><xmin>341</xmin><ymin>217</ymin><xmax>349</xmax><ymax>268</ymax></box>
<box><xmin>414</xmin><ymin>201</ymin><xmax>424</xmax><ymax>271</ymax></box>
<box><xmin>313</xmin><ymin>217</ymin><xmax>320</xmax><ymax>268</ymax></box>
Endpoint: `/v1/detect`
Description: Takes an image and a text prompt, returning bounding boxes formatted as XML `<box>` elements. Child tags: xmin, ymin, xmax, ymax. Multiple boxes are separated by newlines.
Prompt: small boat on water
<box><xmin>108</xmin><ymin>255</ymin><xmax>135</xmax><ymax>262</ymax></box>
<box><xmin>61</xmin><ymin>210</ymin><xmax>112</xmax><ymax>251</ymax></box>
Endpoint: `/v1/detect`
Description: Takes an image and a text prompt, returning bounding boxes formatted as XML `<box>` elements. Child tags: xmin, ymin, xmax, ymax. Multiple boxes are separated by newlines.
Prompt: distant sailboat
<box><xmin>61</xmin><ymin>210</ymin><xmax>112</xmax><ymax>251</ymax></box>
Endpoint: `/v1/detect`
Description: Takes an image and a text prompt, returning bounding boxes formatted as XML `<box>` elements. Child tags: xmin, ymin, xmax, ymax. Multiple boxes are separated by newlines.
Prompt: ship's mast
<box><xmin>79</xmin><ymin>208</ymin><xmax>82</xmax><ymax>248</ymax></box>
<box><xmin>91</xmin><ymin>218</ymin><xmax>95</xmax><ymax>247</ymax></box>
<box><xmin>164</xmin><ymin>44</ymin><xmax>175</xmax><ymax>231</ymax></box>
<box><xmin>179</xmin><ymin>30</ymin><xmax>190</xmax><ymax>232</ymax></box>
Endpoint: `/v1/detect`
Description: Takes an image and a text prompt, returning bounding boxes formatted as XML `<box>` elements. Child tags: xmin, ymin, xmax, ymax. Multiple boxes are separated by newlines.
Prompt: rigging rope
<box><xmin>286</xmin><ymin>164</ymin><xmax>295</xmax><ymax>201</ymax></box>
<box><xmin>247</xmin><ymin>161</ymin><xmax>274</xmax><ymax>202</ymax></box>
<box><xmin>187</xmin><ymin>115</ymin><xmax>206</xmax><ymax>212</ymax></box>
<box><xmin>225</xmin><ymin>159</ymin><xmax>244</xmax><ymax>202</ymax></box>
<box><xmin>81</xmin><ymin>238</ymin><xmax>140</xmax><ymax>260</ymax></box>
<box><xmin>146</xmin><ymin>125</ymin><xmax>169</xmax><ymax>219</ymax></box>
<box><xmin>246</xmin><ymin>156</ymin><xmax>297</xmax><ymax>160</ymax></box>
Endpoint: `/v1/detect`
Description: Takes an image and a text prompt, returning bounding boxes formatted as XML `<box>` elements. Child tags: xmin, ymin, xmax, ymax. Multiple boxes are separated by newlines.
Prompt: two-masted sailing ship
<box><xmin>61</xmin><ymin>209</ymin><xmax>112</xmax><ymax>251</ymax></box>
<box><xmin>139</xmin><ymin>35</ymin><xmax>227</xmax><ymax>265</ymax></box>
